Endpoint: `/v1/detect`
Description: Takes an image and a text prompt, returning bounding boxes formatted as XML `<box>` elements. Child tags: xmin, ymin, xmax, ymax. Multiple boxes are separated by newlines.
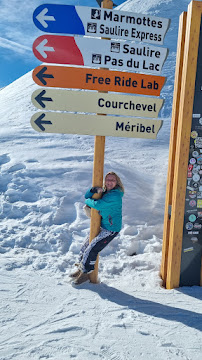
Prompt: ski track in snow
<box><xmin>1</xmin><ymin>0</ymin><xmax>202</xmax><ymax>359</ymax></box>
<box><xmin>0</xmin><ymin>269</ymin><xmax>202</xmax><ymax>360</ymax></box>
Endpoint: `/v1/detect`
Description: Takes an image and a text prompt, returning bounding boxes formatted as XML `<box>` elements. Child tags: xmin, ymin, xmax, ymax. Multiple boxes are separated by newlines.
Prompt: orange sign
<box><xmin>32</xmin><ymin>65</ymin><xmax>166</xmax><ymax>96</ymax></box>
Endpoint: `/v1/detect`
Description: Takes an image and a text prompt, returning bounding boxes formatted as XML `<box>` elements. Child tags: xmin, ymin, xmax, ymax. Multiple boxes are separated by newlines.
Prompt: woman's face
<box><xmin>105</xmin><ymin>174</ymin><xmax>117</xmax><ymax>191</ymax></box>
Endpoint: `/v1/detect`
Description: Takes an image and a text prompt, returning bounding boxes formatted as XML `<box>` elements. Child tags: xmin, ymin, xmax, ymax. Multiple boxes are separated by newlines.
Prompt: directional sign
<box><xmin>32</xmin><ymin>89</ymin><xmax>164</xmax><ymax>118</ymax></box>
<box><xmin>32</xmin><ymin>66</ymin><xmax>166</xmax><ymax>96</ymax></box>
<box><xmin>31</xmin><ymin>112</ymin><xmax>163</xmax><ymax>139</ymax></box>
<box><xmin>33</xmin><ymin>35</ymin><xmax>168</xmax><ymax>75</ymax></box>
<box><xmin>33</xmin><ymin>4</ymin><xmax>170</xmax><ymax>45</ymax></box>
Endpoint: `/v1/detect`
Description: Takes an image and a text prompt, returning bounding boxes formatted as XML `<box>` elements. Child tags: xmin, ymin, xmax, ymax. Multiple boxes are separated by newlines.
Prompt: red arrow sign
<box><xmin>33</xmin><ymin>35</ymin><xmax>168</xmax><ymax>76</ymax></box>
<box><xmin>33</xmin><ymin>35</ymin><xmax>84</xmax><ymax>65</ymax></box>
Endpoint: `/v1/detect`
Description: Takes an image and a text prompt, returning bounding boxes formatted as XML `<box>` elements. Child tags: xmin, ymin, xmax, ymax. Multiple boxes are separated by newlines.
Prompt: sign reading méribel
<box><xmin>31</xmin><ymin>112</ymin><xmax>163</xmax><ymax>139</ymax></box>
<box><xmin>33</xmin><ymin>4</ymin><xmax>170</xmax><ymax>45</ymax></box>
<box><xmin>33</xmin><ymin>35</ymin><xmax>168</xmax><ymax>75</ymax></box>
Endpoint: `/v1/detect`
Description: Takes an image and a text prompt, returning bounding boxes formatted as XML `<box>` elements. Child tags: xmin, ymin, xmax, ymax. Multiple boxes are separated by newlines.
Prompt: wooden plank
<box><xmin>89</xmin><ymin>0</ymin><xmax>113</xmax><ymax>284</ymax></box>
<box><xmin>161</xmin><ymin>12</ymin><xmax>187</xmax><ymax>287</ymax></box>
<box><xmin>166</xmin><ymin>1</ymin><xmax>202</xmax><ymax>289</ymax></box>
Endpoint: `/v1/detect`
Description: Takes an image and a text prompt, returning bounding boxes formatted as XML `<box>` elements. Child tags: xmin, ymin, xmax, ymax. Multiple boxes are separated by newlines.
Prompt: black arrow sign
<box><xmin>35</xmin><ymin>90</ymin><xmax>53</xmax><ymax>108</ymax></box>
<box><xmin>34</xmin><ymin>113</ymin><xmax>52</xmax><ymax>131</ymax></box>
<box><xmin>35</xmin><ymin>66</ymin><xmax>54</xmax><ymax>86</ymax></box>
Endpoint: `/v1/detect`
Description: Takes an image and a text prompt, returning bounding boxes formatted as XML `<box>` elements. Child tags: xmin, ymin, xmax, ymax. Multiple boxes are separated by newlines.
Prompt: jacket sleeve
<box><xmin>85</xmin><ymin>187</ymin><xmax>98</xmax><ymax>199</ymax></box>
<box><xmin>85</xmin><ymin>191</ymin><xmax>120</xmax><ymax>211</ymax></box>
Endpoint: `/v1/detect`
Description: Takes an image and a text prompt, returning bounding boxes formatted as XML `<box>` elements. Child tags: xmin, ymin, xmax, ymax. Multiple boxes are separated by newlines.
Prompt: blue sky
<box><xmin>0</xmin><ymin>0</ymin><xmax>126</xmax><ymax>88</ymax></box>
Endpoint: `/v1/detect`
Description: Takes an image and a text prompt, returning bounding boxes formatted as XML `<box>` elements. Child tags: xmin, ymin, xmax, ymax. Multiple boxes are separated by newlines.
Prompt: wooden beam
<box><xmin>166</xmin><ymin>1</ymin><xmax>202</xmax><ymax>289</ymax></box>
<box><xmin>89</xmin><ymin>0</ymin><xmax>113</xmax><ymax>284</ymax></box>
<box><xmin>161</xmin><ymin>12</ymin><xmax>187</xmax><ymax>286</ymax></box>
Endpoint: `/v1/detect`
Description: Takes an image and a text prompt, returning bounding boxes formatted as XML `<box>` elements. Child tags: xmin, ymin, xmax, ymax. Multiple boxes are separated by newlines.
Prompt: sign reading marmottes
<box><xmin>33</xmin><ymin>35</ymin><xmax>168</xmax><ymax>75</ymax></box>
<box><xmin>32</xmin><ymin>89</ymin><xmax>164</xmax><ymax>118</ymax></box>
<box><xmin>32</xmin><ymin>65</ymin><xmax>166</xmax><ymax>96</ymax></box>
<box><xmin>33</xmin><ymin>4</ymin><xmax>170</xmax><ymax>45</ymax></box>
<box><xmin>31</xmin><ymin>112</ymin><xmax>163</xmax><ymax>139</ymax></box>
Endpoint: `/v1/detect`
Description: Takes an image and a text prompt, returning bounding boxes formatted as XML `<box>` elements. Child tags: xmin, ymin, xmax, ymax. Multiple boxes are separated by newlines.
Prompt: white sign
<box><xmin>33</xmin><ymin>35</ymin><xmax>168</xmax><ymax>75</ymax></box>
<box><xmin>31</xmin><ymin>112</ymin><xmax>163</xmax><ymax>139</ymax></box>
<box><xmin>76</xmin><ymin>37</ymin><xmax>168</xmax><ymax>75</ymax></box>
<box><xmin>33</xmin><ymin>4</ymin><xmax>170</xmax><ymax>45</ymax></box>
<box><xmin>78</xmin><ymin>7</ymin><xmax>170</xmax><ymax>45</ymax></box>
<box><xmin>32</xmin><ymin>89</ymin><xmax>164</xmax><ymax>118</ymax></box>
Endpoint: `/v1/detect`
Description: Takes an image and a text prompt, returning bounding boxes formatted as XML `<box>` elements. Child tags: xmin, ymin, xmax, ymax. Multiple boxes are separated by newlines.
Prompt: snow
<box><xmin>1</xmin><ymin>0</ymin><xmax>202</xmax><ymax>359</ymax></box>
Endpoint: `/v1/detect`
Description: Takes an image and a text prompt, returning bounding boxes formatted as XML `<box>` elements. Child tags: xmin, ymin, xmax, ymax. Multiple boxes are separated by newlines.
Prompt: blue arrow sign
<box><xmin>33</xmin><ymin>4</ymin><xmax>85</xmax><ymax>34</ymax></box>
<box><xmin>33</xmin><ymin>4</ymin><xmax>170</xmax><ymax>45</ymax></box>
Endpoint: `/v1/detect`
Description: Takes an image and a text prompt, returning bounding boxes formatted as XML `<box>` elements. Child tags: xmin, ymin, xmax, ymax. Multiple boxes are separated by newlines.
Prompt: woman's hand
<box><xmin>97</xmin><ymin>187</ymin><xmax>103</xmax><ymax>194</ymax></box>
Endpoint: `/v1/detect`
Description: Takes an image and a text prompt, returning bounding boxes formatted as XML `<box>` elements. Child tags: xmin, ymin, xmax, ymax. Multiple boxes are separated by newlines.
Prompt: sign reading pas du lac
<box><xmin>33</xmin><ymin>4</ymin><xmax>170</xmax><ymax>45</ymax></box>
<box><xmin>33</xmin><ymin>35</ymin><xmax>168</xmax><ymax>75</ymax></box>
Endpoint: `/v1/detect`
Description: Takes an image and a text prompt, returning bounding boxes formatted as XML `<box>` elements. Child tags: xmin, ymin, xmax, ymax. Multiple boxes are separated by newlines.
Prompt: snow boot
<box><xmin>72</xmin><ymin>272</ymin><xmax>90</xmax><ymax>285</ymax></box>
<box><xmin>69</xmin><ymin>269</ymin><xmax>82</xmax><ymax>278</ymax></box>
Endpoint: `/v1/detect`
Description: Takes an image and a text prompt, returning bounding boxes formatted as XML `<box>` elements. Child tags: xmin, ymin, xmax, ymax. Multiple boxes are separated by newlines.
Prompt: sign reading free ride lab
<box><xmin>33</xmin><ymin>65</ymin><xmax>166</xmax><ymax>96</ymax></box>
<box><xmin>33</xmin><ymin>4</ymin><xmax>170</xmax><ymax>45</ymax></box>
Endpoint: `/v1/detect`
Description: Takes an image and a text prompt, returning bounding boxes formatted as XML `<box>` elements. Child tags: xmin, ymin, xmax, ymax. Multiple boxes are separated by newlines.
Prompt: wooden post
<box><xmin>89</xmin><ymin>0</ymin><xmax>113</xmax><ymax>284</ymax></box>
<box><xmin>161</xmin><ymin>12</ymin><xmax>187</xmax><ymax>287</ymax></box>
<box><xmin>166</xmin><ymin>1</ymin><xmax>202</xmax><ymax>289</ymax></box>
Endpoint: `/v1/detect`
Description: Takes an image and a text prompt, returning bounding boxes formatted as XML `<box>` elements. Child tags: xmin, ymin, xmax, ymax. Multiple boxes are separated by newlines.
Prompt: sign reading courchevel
<box><xmin>33</xmin><ymin>4</ymin><xmax>170</xmax><ymax>45</ymax></box>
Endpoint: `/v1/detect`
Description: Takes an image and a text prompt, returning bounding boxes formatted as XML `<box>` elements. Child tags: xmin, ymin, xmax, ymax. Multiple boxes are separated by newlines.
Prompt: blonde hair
<box><xmin>103</xmin><ymin>172</ymin><xmax>124</xmax><ymax>193</ymax></box>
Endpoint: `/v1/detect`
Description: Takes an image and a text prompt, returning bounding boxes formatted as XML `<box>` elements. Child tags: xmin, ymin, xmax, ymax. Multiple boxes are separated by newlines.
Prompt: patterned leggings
<box><xmin>78</xmin><ymin>228</ymin><xmax>118</xmax><ymax>273</ymax></box>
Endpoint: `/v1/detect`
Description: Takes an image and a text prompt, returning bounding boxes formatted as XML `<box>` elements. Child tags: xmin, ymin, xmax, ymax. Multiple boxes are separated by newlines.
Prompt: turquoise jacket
<box><xmin>85</xmin><ymin>187</ymin><xmax>123</xmax><ymax>232</ymax></box>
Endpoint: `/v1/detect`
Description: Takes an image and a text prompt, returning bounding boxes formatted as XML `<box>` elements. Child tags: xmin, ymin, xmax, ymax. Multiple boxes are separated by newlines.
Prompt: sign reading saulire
<box><xmin>33</xmin><ymin>35</ymin><xmax>168</xmax><ymax>75</ymax></box>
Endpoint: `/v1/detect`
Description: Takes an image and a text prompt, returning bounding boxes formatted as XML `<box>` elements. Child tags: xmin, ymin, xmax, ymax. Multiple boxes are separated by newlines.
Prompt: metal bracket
<box><xmin>168</xmin><ymin>205</ymin><xmax>172</xmax><ymax>219</ymax></box>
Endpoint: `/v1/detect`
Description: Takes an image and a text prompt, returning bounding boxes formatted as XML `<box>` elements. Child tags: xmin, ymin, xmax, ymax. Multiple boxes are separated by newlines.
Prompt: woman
<box><xmin>70</xmin><ymin>171</ymin><xmax>124</xmax><ymax>285</ymax></box>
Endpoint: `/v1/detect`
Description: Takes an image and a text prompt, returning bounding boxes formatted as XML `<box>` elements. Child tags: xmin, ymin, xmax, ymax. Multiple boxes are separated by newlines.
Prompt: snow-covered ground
<box><xmin>0</xmin><ymin>0</ymin><xmax>202</xmax><ymax>359</ymax></box>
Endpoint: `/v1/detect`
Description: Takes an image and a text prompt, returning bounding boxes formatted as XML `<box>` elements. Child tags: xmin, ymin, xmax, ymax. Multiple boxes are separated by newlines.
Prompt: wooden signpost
<box><xmin>32</xmin><ymin>0</ymin><xmax>170</xmax><ymax>284</ymax></box>
<box><xmin>161</xmin><ymin>1</ymin><xmax>202</xmax><ymax>289</ymax></box>
<box><xmin>89</xmin><ymin>0</ymin><xmax>113</xmax><ymax>284</ymax></box>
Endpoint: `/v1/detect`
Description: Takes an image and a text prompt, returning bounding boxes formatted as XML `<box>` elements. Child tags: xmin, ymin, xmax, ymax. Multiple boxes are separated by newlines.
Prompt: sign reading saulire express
<box><xmin>32</xmin><ymin>65</ymin><xmax>166</xmax><ymax>96</ymax></box>
<box><xmin>33</xmin><ymin>35</ymin><xmax>168</xmax><ymax>75</ymax></box>
<box><xmin>32</xmin><ymin>89</ymin><xmax>164</xmax><ymax>118</ymax></box>
<box><xmin>31</xmin><ymin>112</ymin><xmax>163</xmax><ymax>139</ymax></box>
<box><xmin>33</xmin><ymin>4</ymin><xmax>170</xmax><ymax>45</ymax></box>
